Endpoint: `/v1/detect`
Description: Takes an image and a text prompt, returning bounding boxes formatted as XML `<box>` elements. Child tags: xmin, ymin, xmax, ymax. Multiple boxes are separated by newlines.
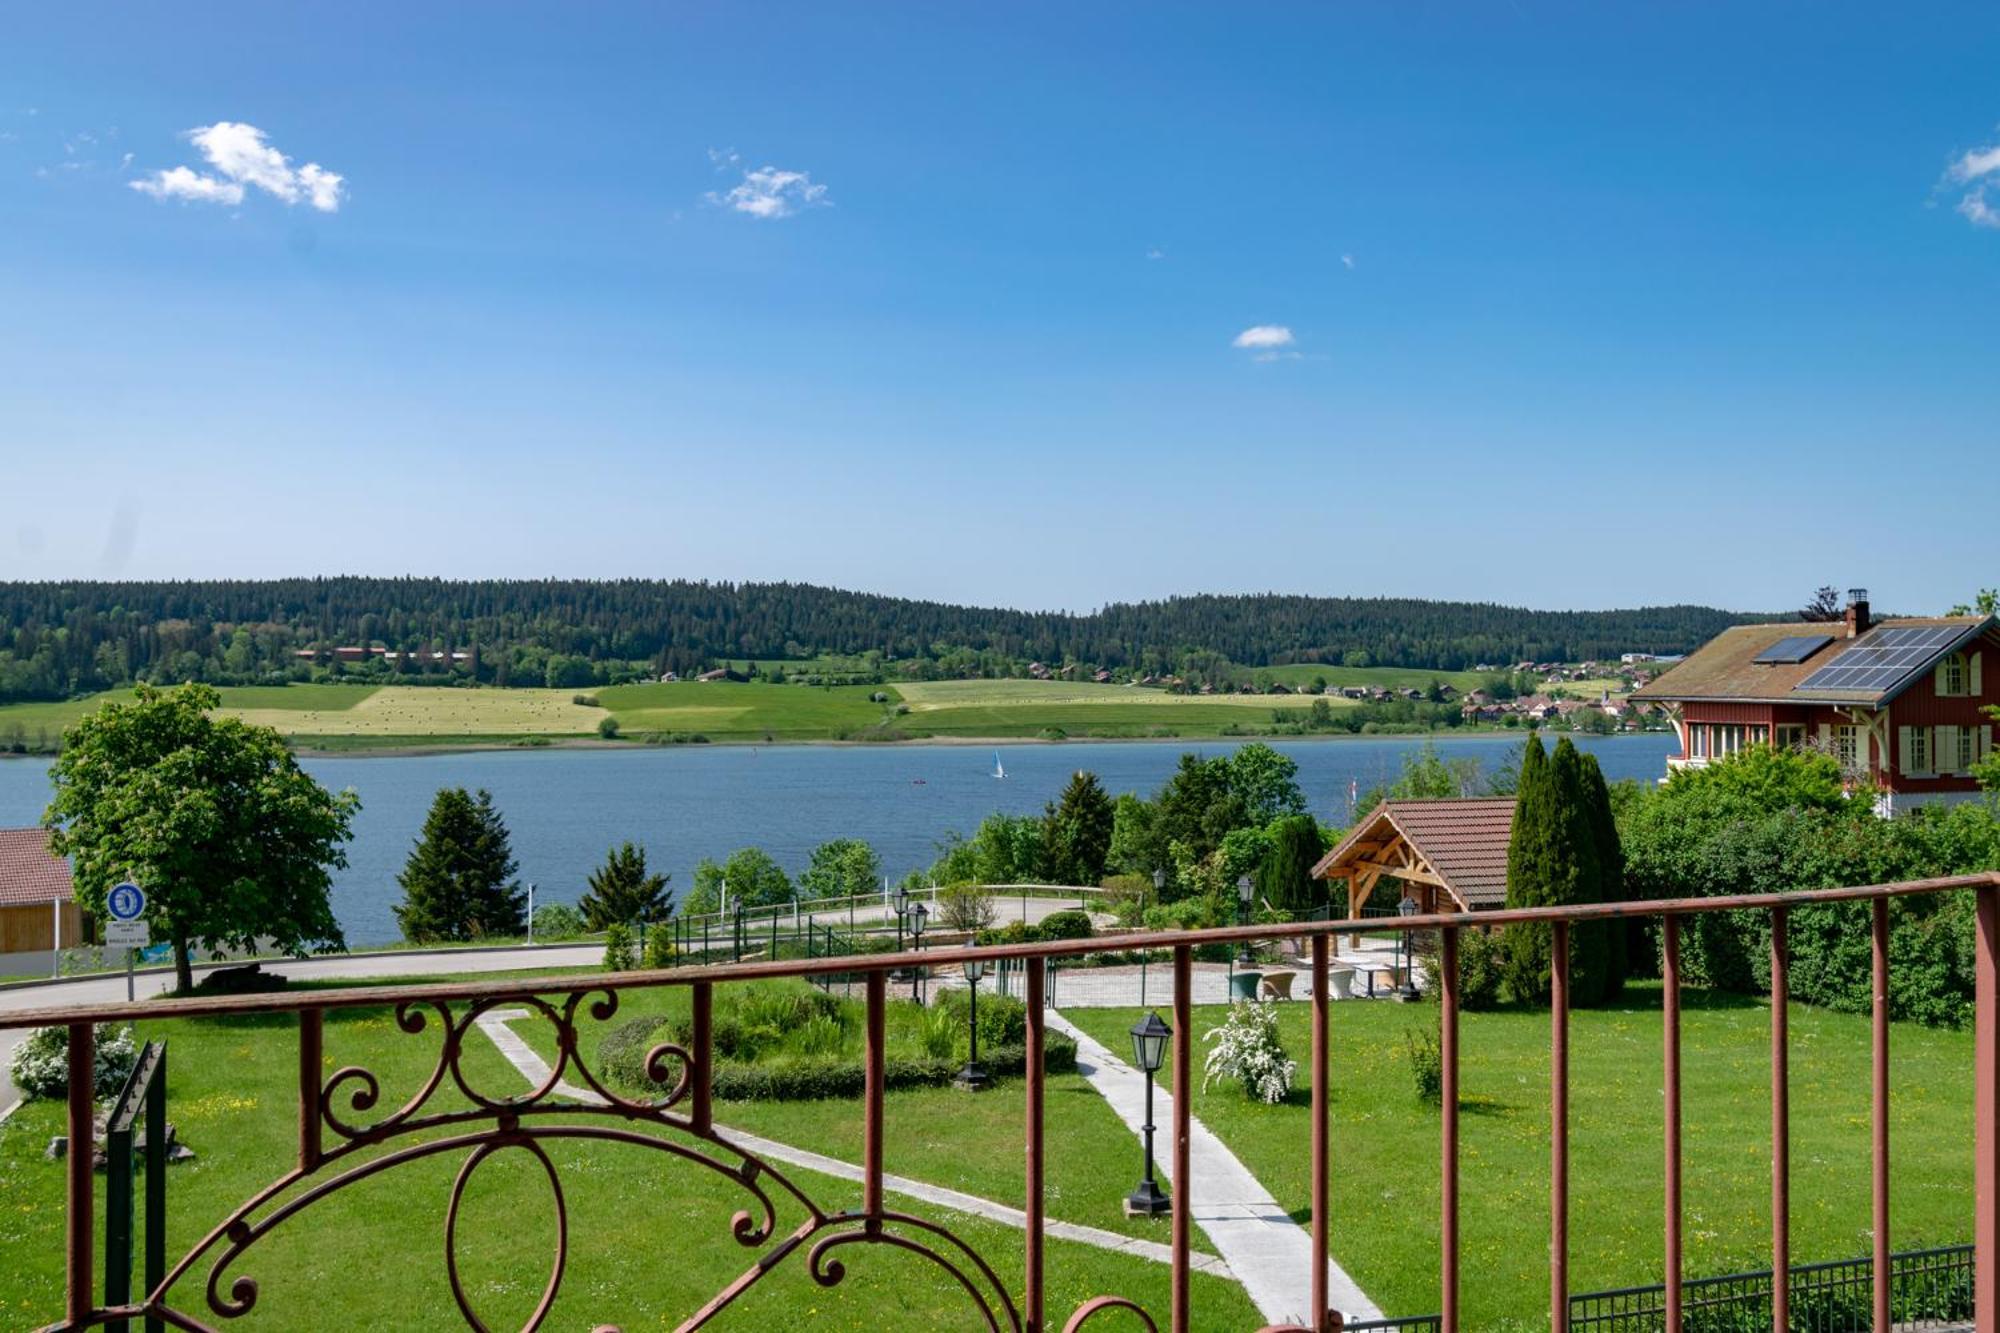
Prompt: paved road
<box><xmin>0</xmin><ymin>943</ymin><xmax>605</xmax><ymax>1116</ymax></box>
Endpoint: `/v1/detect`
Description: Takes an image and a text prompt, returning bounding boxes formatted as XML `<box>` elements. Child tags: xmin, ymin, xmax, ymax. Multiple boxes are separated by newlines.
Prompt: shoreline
<box><xmin>0</xmin><ymin>728</ymin><xmax>1676</xmax><ymax>762</ymax></box>
<box><xmin>296</xmin><ymin>729</ymin><xmax>1671</xmax><ymax>760</ymax></box>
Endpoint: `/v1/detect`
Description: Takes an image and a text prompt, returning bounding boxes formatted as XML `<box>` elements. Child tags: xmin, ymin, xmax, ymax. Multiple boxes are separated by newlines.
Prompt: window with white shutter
<box><xmin>1901</xmin><ymin>725</ymin><xmax>1933</xmax><ymax>777</ymax></box>
<box><xmin>1939</xmin><ymin>654</ymin><xmax>1969</xmax><ymax>697</ymax></box>
<box><xmin>1956</xmin><ymin>725</ymin><xmax>1979</xmax><ymax>774</ymax></box>
<box><xmin>1937</xmin><ymin>725</ymin><xmax>1960</xmax><ymax>774</ymax></box>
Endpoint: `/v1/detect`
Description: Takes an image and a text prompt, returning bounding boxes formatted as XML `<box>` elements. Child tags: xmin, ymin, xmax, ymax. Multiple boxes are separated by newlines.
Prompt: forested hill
<box><xmin>0</xmin><ymin>578</ymin><xmax>1763</xmax><ymax>700</ymax></box>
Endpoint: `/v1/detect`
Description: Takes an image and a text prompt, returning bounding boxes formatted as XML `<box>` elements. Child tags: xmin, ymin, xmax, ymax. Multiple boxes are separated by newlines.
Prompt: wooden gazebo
<box><xmin>1311</xmin><ymin>797</ymin><xmax>1516</xmax><ymax>921</ymax></box>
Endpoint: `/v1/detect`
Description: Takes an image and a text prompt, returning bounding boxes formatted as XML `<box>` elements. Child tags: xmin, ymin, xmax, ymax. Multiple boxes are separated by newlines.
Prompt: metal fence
<box><xmin>6</xmin><ymin>872</ymin><xmax>2000</xmax><ymax>1332</ymax></box>
<box><xmin>1568</xmin><ymin>1244</ymin><xmax>1975</xmax><ymax>1331</ymax></box>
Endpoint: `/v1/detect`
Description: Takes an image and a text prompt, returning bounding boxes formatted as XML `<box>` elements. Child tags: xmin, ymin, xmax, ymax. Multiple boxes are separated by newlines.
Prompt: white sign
<box><xmin>105</xmin><ymin>919</ymin><xmax>151</xmax><ymax>949</ymax></box>
<box><xmin>107</xmin><ymin>882</ymin><xmax>146</xmax><ymax>922</ymax></box>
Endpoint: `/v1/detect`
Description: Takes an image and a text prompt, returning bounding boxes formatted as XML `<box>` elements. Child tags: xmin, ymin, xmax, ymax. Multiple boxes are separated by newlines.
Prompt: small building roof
<box><xmin>0</xmin><ymin>828</ymin><xmax>73</xmax><ymax>907</ymax></box>
<box><xmin>1632</xmin><ymin>616</ymin><xmax>1994</xmax><ymax>708</ymax></box>
<box><xmin>1311</xmin><ymin>798</ymin><xmax>1516</xmax><ymax>911</ymax></box>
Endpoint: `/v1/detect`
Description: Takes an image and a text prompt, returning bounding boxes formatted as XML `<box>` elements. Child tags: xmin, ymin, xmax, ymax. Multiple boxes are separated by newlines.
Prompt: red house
<box><xmin>1632</xmin><ymin>589</ymin><xmax>1998</xmax><ymax>812</ymax></box>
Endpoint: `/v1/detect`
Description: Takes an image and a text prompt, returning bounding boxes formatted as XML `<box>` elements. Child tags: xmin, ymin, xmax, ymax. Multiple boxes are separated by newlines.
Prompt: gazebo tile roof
<box><xmin>0</xmin><ymin>828</ymin><xmax>73</xmax><ymax>907</ymax></box>
<box><xmin>1312</xmin><ymin>797</ymin><xmax>1516</xmax><ymax>910</ymax></box>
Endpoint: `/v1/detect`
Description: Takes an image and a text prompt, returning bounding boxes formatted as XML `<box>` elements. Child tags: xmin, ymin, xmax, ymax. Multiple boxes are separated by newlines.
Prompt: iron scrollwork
<box><xmin>39</xmin><ymin>983</ymin><xmax>1165</xmax><ymax>1333</ymax></box>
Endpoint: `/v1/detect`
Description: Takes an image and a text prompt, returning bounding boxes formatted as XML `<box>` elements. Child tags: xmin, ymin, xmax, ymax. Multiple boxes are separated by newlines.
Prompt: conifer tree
<box><xmin>1503</xmin><ymin>736</ymin><xmax>1624</xmax><ymax>1005</ymax></box>
<box><xmin>1040</xmin><ymin>770</ymin><xmax>1116</xmax><ymax>886</ymax></box>
<box><xmin>577</xmin><ymin>841</ymin><xmax>673</xmax><ymax>929</ymax></box>
<box><xmin>394</xmin><ymin>787</ymin><xmax>526</xmax><ymax>942</ymax></box>
<box><xmin>1258</xmin><ymin>814</ymin><xmax>1327</xmax><ymax>913</ymax></box>
<box><xmin>1502</xmin><ymin>733</ymin><xmax>1559</xmax><ymax>1001</ymax></box>
<box><xmin>1578</xmin><ymin>752</ymin><xmax>1629</xmax><ymax>998</ymax></box>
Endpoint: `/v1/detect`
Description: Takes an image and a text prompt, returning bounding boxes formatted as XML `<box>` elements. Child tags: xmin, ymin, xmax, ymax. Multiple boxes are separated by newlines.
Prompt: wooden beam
<box><xmin>1356</xmin><ymin>859</ymin><xmax>1448</xmax><ymax>888</ymax></box>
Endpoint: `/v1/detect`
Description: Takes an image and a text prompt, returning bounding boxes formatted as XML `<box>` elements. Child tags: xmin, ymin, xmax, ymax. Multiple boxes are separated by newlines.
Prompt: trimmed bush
<box><xmin>1034</xmin><ymin>909</ymin><xmax>1095</xmax><ymax>942</ymax></box>
<box><xmin>601</xmin><ymin>1013</ymin><xmax>1076</xmax><ymax>1101</ymax></box>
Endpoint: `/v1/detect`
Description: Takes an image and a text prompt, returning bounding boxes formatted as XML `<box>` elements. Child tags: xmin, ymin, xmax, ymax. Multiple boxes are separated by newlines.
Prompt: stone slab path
<box><xmin>471</xmin><ymin>1009</ymin><xmax>1234</xmax><ymax>1280</ymax></box>
<box><xmin>1045</xmin><ymin>1009</ymin><xmax>1382</xmax><ymax>1328</ymax></box>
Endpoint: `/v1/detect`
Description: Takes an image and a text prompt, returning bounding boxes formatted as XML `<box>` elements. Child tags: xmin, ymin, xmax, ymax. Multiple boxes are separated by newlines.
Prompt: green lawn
<box><xmin>1251</xmin><ymin>664</ymin><xmax>1500</xmax><ymax>692</ymax></box>
<box><xmin>0</xmin><ymin>970</ymin><xmax>1254</xmax><ymax>1330</ymax></box>
<box><xmin>1066</xmin><ymin>985</ymin><xmax>1974</xmax><ymax>1332</ymax></box>
<box><xmin>598</xmin><ymin>680</ymin><xmax>898</xmax><ymax>739</ymax></box>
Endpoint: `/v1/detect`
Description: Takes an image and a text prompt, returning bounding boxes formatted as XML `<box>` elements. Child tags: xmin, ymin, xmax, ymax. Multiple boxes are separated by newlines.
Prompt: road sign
<box><xmin>108</xmin><ymin>882</ymin><xmax>146</xmax><ymax>922</ymax></box>
<box><xmin>106</xmin><ymin>919</ymin><xmax>151</xmax><ymax>949</ymax></box>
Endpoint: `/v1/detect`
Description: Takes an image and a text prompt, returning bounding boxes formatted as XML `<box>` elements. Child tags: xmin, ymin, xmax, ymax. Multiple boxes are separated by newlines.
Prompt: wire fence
<box><xmin>1564</xmin><ymin>1244</ymin><xmax>1974</xmax><ymax>1332</ymax></box>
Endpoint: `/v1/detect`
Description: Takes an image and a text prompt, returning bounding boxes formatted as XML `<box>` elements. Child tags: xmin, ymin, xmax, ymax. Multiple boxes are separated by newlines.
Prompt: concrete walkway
<box><xmin>1045</xmin><ymin>1010</ymin><xmax>1381</xmax><ymax>1328</ymax></box>
<box><xmin>472</xmin><ymin>1009</ymin><xmax>1234</xmax><ymax>1280</ymax></box>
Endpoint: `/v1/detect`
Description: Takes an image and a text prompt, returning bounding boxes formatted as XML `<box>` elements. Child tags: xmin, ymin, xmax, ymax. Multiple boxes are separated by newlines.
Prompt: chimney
<box><xmin>1845</xmin><ymin>588</ymin><xmax>1871</xmax><ymax>639</ymax></box>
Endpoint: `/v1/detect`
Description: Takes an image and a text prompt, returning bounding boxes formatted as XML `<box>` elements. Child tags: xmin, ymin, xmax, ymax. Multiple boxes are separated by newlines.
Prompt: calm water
<box><xmin>0</xmin><ymin>735</ymin><xmax>1675</xmax><ymax>946</ymax></box>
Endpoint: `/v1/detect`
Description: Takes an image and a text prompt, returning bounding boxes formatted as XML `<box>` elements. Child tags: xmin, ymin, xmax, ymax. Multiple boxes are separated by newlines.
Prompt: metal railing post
<box><xmin>1552</xmin><ymin>921</ymin><xmax>1570</xmax><ymax>1333</ymax></box>
<box><xmin>144</xmin><ymin>1044</ymin><xmax>166</xmax><ymax>1333</ymax></box>
<box><xmin>1978</xmin><ymin>881</ymin><xmax>1999</xmax><ymax>1333</ymax></box>
<box><xmin>1312</xmin><ymin>933</ymin><xmax>1331</xmax><ymax>1331</ymax></box>
<box><xmin>691</xmin><ymin>982</ymin><xmax>713</xmax><ymax>1134</ymax></box>
<box><xmin>864</xmin><ymin>970</ymin><xmax>885</xmax><ymax>1227</ymax></box>
<box><xmin>299</xmin><ymin>1011</ymin><xmax>323</xmax><ymax>1172</ymax></box>
<box><xmin>105</xmin><ymin>1109</ymin><xmax>132</xmax><ymax>1333</ymax></box>
<box><xmin>66</xmin><ymin>1021</ymin><xmax>94</xmax><ymax>1328</ymax></box>
<box><xmin>1772</xmin><ymin>905</ymin><xmax>1790</xmax><ymax>1333</ymax></box>
<box><xmin>1873</xmin><ymin>897</ymin><xmax>1892</xmax><ymax>1332</ymax></box>
<box><xmin>1026</xmin><ymin>957</ymin><xmax>1046</xmax><ymax>1333</ymax></box>
<box><xmin>1665</xmin><ymin>914</ymin><xmax>1683</xmax><ymax>1333</ymax></box>
<box><xmin>1172</xmin><ymin>945</ymin><xmax>1192</xmax><ymax>1333</ymax></box>
<box><xmin>1441</xmin><ymin>924</ymin><xmax>1460</xmax><ymax>1333</ymax></box>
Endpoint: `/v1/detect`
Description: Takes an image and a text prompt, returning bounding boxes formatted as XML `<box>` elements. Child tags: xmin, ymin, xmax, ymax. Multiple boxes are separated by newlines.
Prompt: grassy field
<box><xmin>1066</xmin><ymin>986</ymin><xmax>1972</xmax><ymax>1331</ymax></box>
<box><xmin>1</xmin><ymin>673</ymin><xmax>1507</xmax><ymax>750</ymax></box>
<box><xmin>1251</xmin><ymin>664</ymin><xmax>1501</xmax><ymax>692</ymax></box>
<box><xmin>0</xmin><ymin>970</ymin><xmax>1256</xmax><ymax>1330</ymax></box>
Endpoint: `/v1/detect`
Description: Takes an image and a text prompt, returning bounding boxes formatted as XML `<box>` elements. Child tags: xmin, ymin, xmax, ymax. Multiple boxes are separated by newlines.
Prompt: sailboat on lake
<box><xmin>992</xmin><ymin>750</ymin><xmax>1006</xmax><ymax>779</ymax></box>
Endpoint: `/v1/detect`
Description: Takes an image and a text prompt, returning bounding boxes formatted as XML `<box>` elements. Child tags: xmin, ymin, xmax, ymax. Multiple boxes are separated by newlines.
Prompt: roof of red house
<box><xmin>0</xmin><ymin>828</ymin><xmax>73</xmax><ymax>907</ymax></box>
<box><xmin>1631</xmin><ymin>616</ymin><xmax>1995</xmax><ymax>707</ymax></box>
<box><xmin>1311</xmin><ymin>797</ymin><xmax>1516</xmax><ymax>910</ymax></box>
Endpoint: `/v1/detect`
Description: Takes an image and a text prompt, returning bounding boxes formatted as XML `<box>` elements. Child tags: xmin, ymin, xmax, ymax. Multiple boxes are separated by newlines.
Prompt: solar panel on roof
<box><xmin>1793</xmin><ymin>625</ymin><xmax>1966</xmax><ymax>694</ymax></box>
<box><xmin>1754</xmin><ymin>634</ymin><xmax>1833</xmax><ymax>665</ymax></box>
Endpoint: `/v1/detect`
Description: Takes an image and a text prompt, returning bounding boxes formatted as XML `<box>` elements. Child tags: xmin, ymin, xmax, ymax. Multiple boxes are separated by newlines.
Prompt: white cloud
<box><xmin>706</xmin><ymin>164</ymin><xmax>829</xmax><ymax>220</ymax></box>
<box><xmin>1232</xmin><ymin>324</ymin><xmax>1295</xmax><ymax>350</ymax></box>
<box><xmin>1146</xmin><ymin>246</ymin><xmax>1166</xmax><ymax>260</ymax></box>
<box><xmin>1960</xmin><ymin>188</ymin><xmax>2000</xmax><ymax>230</ymax></box>
<box><xmin>1948</xmin><ymin>143</ymin><xmax>2000</xmax><ymax>182</ymax></box>
<box><xmin>130</xmin><ymin>165</ymin><xmax>244</xmax><ymax>205</ymax></box>
<box><xmin>1340</xmin><ymin>253</ymin><xmax>1355</xmax><ymax>269</ymax></box>
<box><xmin>130</xmin><ymin>121</ymin><xmax>343</xmax><ymax>212</ymax></box>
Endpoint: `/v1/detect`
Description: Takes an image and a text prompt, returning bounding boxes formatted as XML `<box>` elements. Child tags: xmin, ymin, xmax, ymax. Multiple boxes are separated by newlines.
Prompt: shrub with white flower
<box><xmin>8</xmin><ymin>1023</ymin><xmax>139</xmax><ymax>1102</ymax></box>
<box><xmin>1201</xmin><ymin>1000</ymin><xmax>1296</xmax><ymax>1105</ymax></box>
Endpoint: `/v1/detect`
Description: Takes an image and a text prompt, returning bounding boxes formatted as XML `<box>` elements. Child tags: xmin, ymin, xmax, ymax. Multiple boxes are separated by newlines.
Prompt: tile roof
<box><xmin>1312</xmin><ymin>797</ymin><xmax>1516</xmax><ymax>910</ymax></box>
<box><xmin>1631</xmin><ymin>616</ymin><xmax>1994</xmax><ymax>707</ymax></box>
<box><xmin>0</xmin><ymin>828</ymin><xmax>73</xmax><ymax>907</ymax></box>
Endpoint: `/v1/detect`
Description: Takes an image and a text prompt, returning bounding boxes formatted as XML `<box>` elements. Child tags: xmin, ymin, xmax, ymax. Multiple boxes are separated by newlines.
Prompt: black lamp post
<box><xmin>1151</xmin><ymin>867</ymin><xmax>1165</xmax><ymax>913</ymax></box>
<box><xmin>908</xmin><ymin>901</ymin><xmax>929</xmax><ymax>1002</ymax></box>
<box><xmin>1124</xmin><ymin>1011</ymin><xmax>1172</xmax><ymax>1216</ymax></box>
<box><xmin>1235</xmin><ymin>874</ymin><xmax>1256</xmax><ymax>966</ymax></box>
<box><xmin>1397</xmin><ymin>890</ymin><xmax>1421</xmax><ymax>1000</ymax></box>
<box><xmin>954</xmin><ymin>945</ymin><xmax>991</xmax><ymax>1091</ymax></box>
<box><xmin>893</xmin><ymin>885</ymin><xmax>911</xmax><ymax>952</ymax></box>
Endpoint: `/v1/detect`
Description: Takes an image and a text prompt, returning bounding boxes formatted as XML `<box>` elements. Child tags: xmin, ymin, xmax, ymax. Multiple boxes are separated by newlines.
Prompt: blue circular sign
<box><xmin>107</xmin><ymin>882</ymin><xmax>146</xmax><ymax>922</ymax></box>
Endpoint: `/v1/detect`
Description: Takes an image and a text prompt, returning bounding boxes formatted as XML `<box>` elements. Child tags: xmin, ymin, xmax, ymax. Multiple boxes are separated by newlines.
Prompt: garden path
<box><xmin>1045</xmin><ymin>1009</ymin><xmax>1383</xmax><ymax>1327</ymax></box>
<box><xmin>472</xmin><ymin>1008</ymin><xmax>1236</xmax><ymax>1279</ymax></box>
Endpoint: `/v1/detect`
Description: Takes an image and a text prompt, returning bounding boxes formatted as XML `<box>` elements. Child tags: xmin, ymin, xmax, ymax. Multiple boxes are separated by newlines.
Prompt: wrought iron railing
<box><xmin>1567</xmin><ymin>1243</ymin><xmax>1975</xmax><ymax>1331</ymax></box>
<box><xmin>4</xmin><ymin>871</ymin><xmax>1999</xmax><ymax>1332</ymax></box>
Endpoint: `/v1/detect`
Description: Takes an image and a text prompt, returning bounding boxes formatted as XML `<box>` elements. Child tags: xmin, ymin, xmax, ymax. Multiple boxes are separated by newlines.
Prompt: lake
<box><xmin>0</xmin><ymin>734</ymin><xmax>1676</xmax><ymax>946</ymax></box>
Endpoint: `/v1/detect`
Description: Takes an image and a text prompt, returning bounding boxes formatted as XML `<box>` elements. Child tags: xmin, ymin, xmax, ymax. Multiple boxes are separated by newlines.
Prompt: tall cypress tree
<box><xmin>394</xmin><ymin>787</ymin><xmax>526</xmax><ymax>942</ymax></box>
<box><xmin>1504</xmin><ymin>737</ymin><xmax>1626</xmax><ymax>1006</ymax></box>
<box><xmin>1258</xmin><ymin>814</ymin><xmax>1326</xmax><ymax>913</ymax></box>
<box><xmin>577</xmin><ymin>841</ymin><xmax>673</xmax><ymax>929</ymax></box>
<box><xmin>1502</xmin><ymin>733</ymin><xmax>1559</xmax><ymax>1001</ymax></box>
<box><xmin>1578</xmin><ymin>752</ymin><xmax>1629</xmax><ymax>999</ymax></box>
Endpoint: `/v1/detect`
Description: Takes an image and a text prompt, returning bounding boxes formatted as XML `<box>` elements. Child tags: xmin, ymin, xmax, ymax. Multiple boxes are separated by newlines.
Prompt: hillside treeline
<box><xmin>0</xmin><ymin>578</ymin><xmax>1758</xmax><ymax>701</ymax></box>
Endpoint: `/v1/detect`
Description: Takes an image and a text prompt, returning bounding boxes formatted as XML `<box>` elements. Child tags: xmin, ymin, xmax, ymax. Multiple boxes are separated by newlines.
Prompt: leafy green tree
<box><xmin>797</xmin><ymin>838</ymin><xmax>882</xmax><ymax>901</ymax></box>
<box><xmin>1258</xmin><ymin>814</ymin><xmax>1327</xmax><ymax>913</ymax></box>
<box><xmin>1040</xmin><ymin>770</ymin><xmax>1115</xmax><ymax>886</ymax></box>
<box><xmin>1225</xmin><ymin>743</ymin><xmax>1308</xmax><ymax>822</ymax></box>
<box><xmin>394</xmin><ymin>788</ymin><xmax>526</xmax><ymax>942</ymax></box>
<box><xmin>1106</xmin><ymin>792</ymin><xmax>1158</xmax><ymax>876</ymax></box>
<box><xmin>682</xmin><ymin>846</ymin><xmax>794</xmax><ymax>915</ymax></box>
<box><xmin>1355</xmin><ymin>739</ymin><xmax>1479</xmax><ymax>818</ymax></box>
<box><xmin>576</xmin><ymin>841</ymin><xmax>672</xmax><ymax>929</ymax></box>
<box><xmin>44</xmin><ymin>684</ymin><xmax>358</xmax><ymax>992</ymax></box>
<box><xmin>968</xmin><ymin>812</ymin><xmax>1044</xmax><ymax>884</ymax></box>
<box><xmin>1155</xmin><ymin>754</ymin><xmax>1247</xmax><ymax>865</ymax></box>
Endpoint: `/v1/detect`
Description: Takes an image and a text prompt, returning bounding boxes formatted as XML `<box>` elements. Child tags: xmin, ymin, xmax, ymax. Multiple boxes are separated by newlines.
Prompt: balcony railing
<box><xmin>5</xmin><ymin>871</ymin><xmax>1998</xmax><ymax>1332</ymax></box>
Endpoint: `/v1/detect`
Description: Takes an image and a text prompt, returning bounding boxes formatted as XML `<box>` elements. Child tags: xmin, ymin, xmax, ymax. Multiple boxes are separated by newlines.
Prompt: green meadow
<box><xmin>1066</xmin><ymin>984</ymin><xmax>1974</xmax><ymax>1331</ymax></box>
<box><xmin>0</xmin><ymin>970</ymin><xmax>1255</xmax><ymax>1331</ymax></box>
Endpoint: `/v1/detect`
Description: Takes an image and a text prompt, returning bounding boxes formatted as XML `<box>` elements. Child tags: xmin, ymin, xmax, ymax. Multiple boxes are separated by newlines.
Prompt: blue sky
<box><xmin>3</xmin><ymin>2</ymin><xmax>1997</xmax><ymax>616</ymax></box>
